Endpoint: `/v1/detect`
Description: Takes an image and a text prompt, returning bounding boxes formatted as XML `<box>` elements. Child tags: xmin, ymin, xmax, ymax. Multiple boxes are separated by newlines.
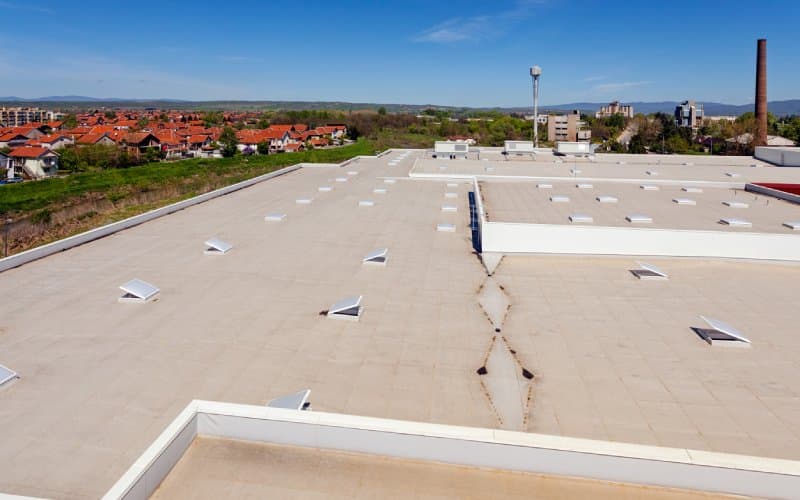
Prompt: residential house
<box><xmin>8</xmin><ymin>146</ymin><xmax>59</xmax><ymax>178</ymax></box>
<box><xmin>0</xmin><ymin>132</ymin><xmax>30</xmax><ymax>149</ymax></box>
<box><xmin>36</xmin><ymin>134</ymin><xmax>74</xmax><ymax>150</ymax></box>
<box><xmin>77</xmin><ymin>132</ymin><xmax>117</xmax><ymax>146</ymax></box>
<box><xmin>118</xmin><ymin>132</ymin><xmax>160</xmax><ymax>158</ymax></box>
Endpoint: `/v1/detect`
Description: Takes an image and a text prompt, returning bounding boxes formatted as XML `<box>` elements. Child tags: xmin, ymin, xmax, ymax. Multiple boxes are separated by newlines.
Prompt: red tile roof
<box><xmin>9</xmin><ymin>146</ymin><xmax>55</xmax><ymax>158</ymax></box>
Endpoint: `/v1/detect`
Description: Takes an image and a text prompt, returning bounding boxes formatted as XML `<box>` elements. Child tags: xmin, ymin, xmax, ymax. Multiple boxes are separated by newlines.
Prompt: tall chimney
<box><xmin>755</xmin><ymin>39</ymin><xmax>768</xmax><ymax>147</ymax></box>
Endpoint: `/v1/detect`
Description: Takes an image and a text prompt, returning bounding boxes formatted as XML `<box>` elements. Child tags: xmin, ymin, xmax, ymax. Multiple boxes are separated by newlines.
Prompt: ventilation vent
<box><xmin>204</xmin><ymin>237</ymin><xmax>233</xmax><ymax>255</ymax></box>
<box><xmin>640</xmin><ymin>185</ymin><xmax>659</xmax><ymax>191</ymax></box>
<box><xmin>626</xmin><ymin>214</ymin><xmax>653</xmax><ymax>223</ymax></box>
<box><xmin>119</xmin><ymin>279</ymin><xmax>159</xmax><ymax>304</ymax></box>
<box><xmin>596</xmin><ymin>196</ymin><xmax>618</xmax><ymax>203</ymax></box>
<box><xmin>373</xmin><ymin>188</ymin><xmax>387</xmax><ymax>194</ymax></box>
<box><xmin>783</xmin><ymin>221</ymin><xmax>800</xmax><ymax>230</ymax></box>
<box><xmin>720</xmin><ymin>218</ymin><xmax>751</xmax><ymax>227</ymax></box>
<box><xmin>617</xmin><ymin>161</ymin><xmax>626</xmax><ymax>165</ymax></box>
<box><xmin>447</xmin><ymin>183</ymin><xmax>458</xmax><ymax>188</ymax></box>
<box><xmin>296</xmin><ymin>198</ymin><xmax>313</xmax><ymax>205</ymax></box>
<box><xmin>682</xmin><ymin>187</ymin><xmax>703</xmax><ymax>193</ymax></box>
<box><xmin>630</xmin><ymin>262</ymin><xmax>668</xmax><ymax>280</ymax></box>
<box><xmin>327</xmin><ymin>296</ymin><xmax>363</xmax><ymax>321</ymax></box>
<box><xmin>569</xmin><ymin>214</ymin><xmax>593</xmax><ymax>223</ymax></box>
<box><xmin>384</xmin><ymin>179</ymin><xmax>396</xmax><ymax>184</ymax></box>
<box><xmin>537</xmin><ymin>183</ymin><xmax>553</xmax><ymax>189</ymax></box>
<box><xmin>335</xmin><ymin>177</ymin><xmax>348</xmax><ymax>183</ymax></box>
<box><xmin>441</xmin><ymin>204</ymin><xmax>457</xmax><ymax>213</ymax></box>
<box><xmin>437</xmin><ymin>223</ymin><xmax>456</xmax><ymax>232</ymax></box>
<box><xmin>0</xmin><ymin>364</ymin><xmax>19</xmax><ymax>388</ymax></box>
<box><xmin>570</xmin><ymin>168</ymin><xmax>581</xmax><ymax>174</ymax></box>
<box><xmin>363</xmin><ymin>248</ymin><xmax>388</xmax><ymax>266</ymax></box>
<box><xmin>358</xmin><ymin>200</ymin><xmax>374</xmax><ymax>207</ymax></box>
<box><xmin>267</xmin><ymin>389</ymin><xmax>311</xmax><ymax>410</ymax></box>
<box><xmin>347</xmin><ymin>170</ymin><xmax>358</xmax><ymax>176</ymax></box>
<box><xmin>693</xmin><ymin>316</ymin><xmax>751</xmax><ymax>347</ymax></box>
<box><xmin>646</xmin><ymin>170</ymin><xmax>658</xmax><ymax>176</ymax></box>
<box><xmin>444</xmin><ymin>192</ymin><xmax>458</xmax><ymax>199</ymax></box>
<box><xmin>264</xmin><ymin>213</ymin><xmax>286</xmax><ymax>222</ymax></box>
<box><xmin>726</xmin><ymin>172</ymin><xmax>741</xmax><ymax>178</ymax></box>
<box><xmin>723</xmin><ymin>201</ymin><xmax>749</xmax><ymax>208</ymax></box>
<box><xmin>576</xmin><ymin>183</ymin><xmax>593</xmax><ymax>189</ymax></box>
<box><xmin>550</xmin><ymin>195</ymin><xmax>570</xmax><ymax>203</ymax></box>
<box><xmin>318</xmin><ymin>186</ymin><xmax>333</xmax><ymax>192</ymax></box>
<box><xmin>672</xmin><ymin>198</ymin><xmax>696</xmax><ymax>205</ymax></box>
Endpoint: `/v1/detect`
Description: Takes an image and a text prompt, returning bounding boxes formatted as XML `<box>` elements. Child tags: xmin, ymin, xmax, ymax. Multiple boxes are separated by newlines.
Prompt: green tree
<box><xmin>257</xmin><ymin>142</ymin><xmax>270</xmax><ymax>155</ymax></box>
<box><xmin>104</xmin><ymin>110</ymin><xmax>117</xmax><ymax>120</ymax></box>
<box><xmin>219</xmin><ymin>127</ymin><xmax>239</xmax><ymax>158</ymax></box>
<box><xmin>628</xmin><ymin>134</ymin><xmax>647</xmax><ymax>154</ymax></box>
<box><xmin>377</xmin><ymin>107</ymin><xmax>387</xmax><ymax>116</ymax></box>
<box><xmin>137</xmin><ymin>117</ymin><xmax>150</xmax><ymax>129</ymax></box>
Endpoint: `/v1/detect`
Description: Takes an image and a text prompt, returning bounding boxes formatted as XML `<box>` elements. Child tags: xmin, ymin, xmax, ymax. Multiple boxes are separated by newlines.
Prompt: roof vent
<box><xmin>296</xmin><ymin>198</ymin><xmax>313</xmax><ymax>205</ymax></box>
<box><xmin>0</xmin><ymin>364</ymin><xmax>19</xmax><ymax>388</ymax></box>
<box><xmin>373</xmin><ymin>188</ymin><xmax>387</xmax><ymax>194</ymax></box>
<box><xmin>682</xmin><ymin>187</ymin><xmax>703</xmax><ymax>193</ymax></box>
<box><xmin>683</xmin><ymin>162</ymin><xmax>694</xmax><ymax>166</ymax></box>
<box><xmin>693</xmin><ymin>316</ymin><xmax>751</xmax><ymax>347</ymax></box>
<box><xmin>363</xmin><ymin>248</ymin><xmax>388</xmax><ymax>266</ymax></box>
<box><xmin>447</xmin><ymin>183</ymin><xmax>458</xmax><ymax>187</ymax></box>
<box><xmin>672</xmin><ymin>198</ymin><xmax>696</xmax><ymax>205</ymax></box>
<box><xmin>640</xmin><ymin>185</ymin><xmax>659</xmax><ymax>191</ymax></box>
<box><xmin>596</xmin><ymin>195</ymin><xmax>618</xmax><ymax>203</ymax></box>
<box><xmin>119</xmin><ymin>279</ymin><xmax>159</xmax><ymax>303</ymax></box>
<box><xmin>318</xmin><ymin>186</ymin><xmax>333</xmax><ymax>192</ymax></box>
<box><xmin>444</xmin><ymin>192</ymin><xmax>458</xmax><ymax>199</ymax></box>
<box><xmin>437</xmin><ymin>223</ymin><xmax>456</xmax><ymax>232</ymax></box>
<box><xmin>569</xmin><ymin>214</ymin><xmax>593</xmax><ymax>223</ymax></box>
<box><xmin>617</xmin><ymin>161</ymin><xmax>626</xmax><ymax>165</ymax></box>
<box><xmin>441</xmin><ymin>204</ymin><xmax>457</xmax><ymax>213</ymax></box>
<box><xmin>783</xmin><ymin>221</ymin><xmax>800</xmax><ymax>230</ymax></box>
<box><xmin>264</xmin><ymin>213</ymin><xmax>286</xmax><ymax>222</ymax></box>
<box><xmin>537</xmin><ymin>183</ymin><xmax>553</xmax><ymax>189</ymax></box>
<box><xmin>358</xmin><ymin>200</ymin><xmax>374</xmax><ymax>207</ymax></box>
<box><xmin>268</xmin><ymin>389</ymin><xmax>311</xmax><ymax>410</ymax></box>
<box><xmin>384</xmin><ymin>179</ymin><xmax>396</xmax><ymax>184</ymax></box>
<box><xmin>327</xmin><ymin>296</ymin><xmax>363</xmax><ymax>321</ymax></box>
<box><xmin>719</xmin><ymin>217</ymin><xmax>751</xmax><ymax>227</ymax></box>
<box><xmin>576</xmin><ymin>183</ymin><xmax>593</xmax><ymax>189</ymax></box>
<box><xmin>626</xmin><ymin>214</ymin><xmax>653</xmax><ymax>223</ymax></box>
<box><xmin>723</xmin><ymin>200</ymin><xmax>749</xmax><ymax>208</ymax></box>
<box><xmin>204</xmin><ymin>237</ymin><xmax>233</xmax><ymax>255</ymax></box>
<box><xmin>550</xmin><ymin>195</ymin><xmax>570</xmax><ymax>203</ymax></box>
<box><xmin>630</xmin><ymin>262</ymin><xmax>668</xmax><ymax>280</ymax></box>
<box><xmin>570</xmin><ymin>168</ymin><xmax>581</xmax><ymax>174</ymax></box>
<box><xmin>347</xmin><ymin>170</ymin><xmax>358</xmax><ymax>176</ymax></box>
<box><xmin>335</xmin><ymin>177</ymin><xmax>348</xmax><ymax>183</ymax></box>
<box><xmin>646</xmin><ymin>170</ymin><xmax>658</xmax><ymax>176</ymax></box>
<box><xmin>726</xmin><ymin>172</ymin><xmax>741</xmax><ymax>178</ymax></box>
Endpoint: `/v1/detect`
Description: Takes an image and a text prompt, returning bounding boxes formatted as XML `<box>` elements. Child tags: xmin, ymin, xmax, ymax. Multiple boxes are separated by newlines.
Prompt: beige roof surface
<box><xmin>480</xmin><ymin>180</ymin><xmax>800</xmax><ymax>232</ymax></box>
<box><xmin>0</xmin><ymin>149</ymin><xmax>798</xmax><ymax>498</ymax></box>
<box><xmin>151</xmin><ymin>436</ymin><xmax>738</xmax><ymax>500</ymax></box>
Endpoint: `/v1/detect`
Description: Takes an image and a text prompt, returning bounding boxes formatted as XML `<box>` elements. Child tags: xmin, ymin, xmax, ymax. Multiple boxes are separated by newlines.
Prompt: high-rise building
<box><xmin>595</xmin><ymin>101</ymin><xmax>634</xmax><ymax>119</ymax></box>
<box><xmin>0</xmin><ymin>107</ymin><xmax>61</xmax><ymax>127</ymax></box>
<box><xmin>674</xmin><ymin>100</ymin><xmax>703</xmax><ymax>129</ymax></box>
<box><xmin>547</xmin><ymin>110</ymin><xmax>590</xmax><ymax>142</ymax></box>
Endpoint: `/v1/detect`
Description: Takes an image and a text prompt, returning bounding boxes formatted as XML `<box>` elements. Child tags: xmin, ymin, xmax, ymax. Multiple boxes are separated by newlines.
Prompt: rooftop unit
<box><xmin>626</xmin><ymin>214</ymin><xmax>653</xmax><ymax>224</ymax></box>
<box><xmin>569</xmin><ymin>214</ymin><xmax>593</xmax><ymax>224</ymax></box>
<box><xmin>672</xmin><ymin>198</ymin><xmax>697</xmax><ymax>205</ymax></box>
<box><xmin>719</xmin><ymin>218</ymin><xmax>752</xmax><ymax>227</ymax></box>
<box><xmin>596</xmin><ymin>196</ymin><xmax>618</xmax><ymax>204</ymax></box>
<box><xmin>362</xmin><ymin>248</ymin><xmax>388</xmax><ymax>266</ymax></box>
<box><xmin>267</xmin><ymin>389</ymin><xmax>311</xmax><ymax>410</ymax></box>
<box><xmin>119</xmin><ymin>279</ymin><xmax>160</xmax><ymax>304</ymax></box>
<box><xmin>204</xmin><ymin>238</ymin><xmax>233</xmax><ymax>255</ymax></box>
<box><xmin>629</xmin><ymin>262</ymin><xmax>668</xmax><ymax>280</ymax></box>
<box><xmin>550</xmin><ymin>195</ymin><xmax>570</xmax><ymax>203</ymax></box>
<box><xmin>693</xmin><ymin>316</ymin><xmax>751</xmax><ymax>347</ymax></box>
<box><xmin>437</xmin><ymin>223</ymin><xmax>456</xmax><ymax>232</ymax></box>
<box><xmin>327</xmin><ymin>296</ymin><xmax>363</xmax><ymax>321</ymax></box>
<box><xmin>264</xmin><ymin>213</ymin><xmax>286</xmax><ymax>222</ymax></box>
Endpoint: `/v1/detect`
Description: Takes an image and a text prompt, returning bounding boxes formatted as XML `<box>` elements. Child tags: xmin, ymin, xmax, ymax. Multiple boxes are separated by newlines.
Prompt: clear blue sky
<box><xmin>0</xmin><ymin>0</ymin><xmax>797</xmax><ymax>106</ymax></box>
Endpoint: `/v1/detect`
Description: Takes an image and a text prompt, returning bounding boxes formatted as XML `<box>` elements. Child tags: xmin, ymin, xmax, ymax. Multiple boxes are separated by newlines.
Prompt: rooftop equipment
<box><xmin>682</xmin><ymin>187</ymin><xmax>703</xmax><ymax>193</ymax></box>
<box><xmin>267</xmin><ymin>389</ymin><xmax>311</xmax><ymax>410</ymax></box>
<box><xmin>362</xmin><ymin>248</ymin><xmax>388</xmax><ymax>266</ymax></box>
<box><xmin>693</xmin><ymin>316</ymin><xmax>751</xmax><ymax>347</ymax></box>
<box><xmin>327</xmin><ymin>296</ymin><xmax>363</xmax><ymax>321</ymax></box>
<box><xmin>335</xmin><ymin>177</ymin><xmax>348</xmax><ymax>183</ymax></box>
<box><xmin>630</xmin><ymin>262</ymin><xmax>668</xmax><ymax>280</ymax></box>
<box><xmin>384</xmin><ymin>179</ymin><xmax>396</xmax><ymax>184</ymax></box>
<box><xmin>0</xmin><ymin>364</ymin><xmax>19</xmax><ymax>388</ymax></box>
<box><xmin>569</xmin><ymin>214</ymin><xmax>593</xmax><ymax>223</ymax></box>
<box><xmin>720</xmin><ymin>218</ymin><xmax>752</xmax><ymax>227</ymax></box>
<box><xmin>783</xmin><ymin>221</ymin><xmax>800</xmax><ymax>230</ymax></box>
<box><xmin>441</xmin><ymin>205</ymin><xmax>457</xmax><ymax>213</ymax></box>
<box><xmin>358</xmin><ymin>200</ymin><xmax>374</xmax><ymax>207</ymax></box>
<box><xmin>445</xmin><ymin>192</ymin><xmax>458</xmax><ymax>199</ymax></box>
<box><xmin>576</xmin><ymin>183</ymin><xmax>593</xmax><ymax>189</ymax></box>
<box><xmin>119</xmin><ymin>279</ymin><xmax>160</xmax><ymax>304</ymax></box>
<box><xmin>596</xmin><ymin>196</ymin><xmax>618</xmax><ymax>203</ymax></box>
<box><xmin>503</xmin><ymin>140</ymin><xmax>535</xmax><ymax>155</ymax></box>
<box><xmin>318</xmin><ymin>186</ymin><xmax>333</xmax><ymax>192</ymax></box>
<box><xmin>204</xmin><ymin>238</ymin><xmax>233</xmax><ymax>255</ymax></box>
<box><xmin>550</xmin><ymin>195</ymin><xmax>570</xmax><ymax>203</ymax></box>
<box><xmin>626</xmin><ymin>214</ymin><xmax>653</xmax><ymax>223</ymax></box>
<box><xmin>672</xmin><ymin>198</ymin><xmax>697</xmax><ymax>205</ymax></box>
<box><xmin>296</xmin><ymin>198</ymin><xmax>313</xmax><ymax>205</ymax></box>
<box><xmin>537</xmin><ymin>183</ymin><xmax>553</xmax><ymax>189</ymax></box>
<box><xmin>437</xmin><ymin>223</ymin><xmax>456</xmax><ymax>232</ymax></box>
<box><xmin>373</xmin><ymin>188</ymin><xmax>387</xmax><ymax>194</ymax></box>
<box><xmin>265</xmin><ymin>213</ymin><xmax>286</xmax><ymax>222</ymax></box>
<box><xmin>723</xmin><ymin>201</ymin><xmax>749</xmax><ymax>208</ymax></box>
<box><xmin>640</xmin><ymin>185</ymin><xmax>659</xmax><ymax>191</ymax></box>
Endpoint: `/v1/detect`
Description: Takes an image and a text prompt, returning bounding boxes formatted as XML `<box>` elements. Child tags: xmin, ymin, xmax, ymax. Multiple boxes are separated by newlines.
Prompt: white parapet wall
<box><xmin>104</xmin><ymin>400</ymin><xmax>800</xmax><ymax>500</ymax></box>
<box><xmin>755</xmin><ymin>146</ymin><xmax>800</xmax><ymax>167</ymax></box>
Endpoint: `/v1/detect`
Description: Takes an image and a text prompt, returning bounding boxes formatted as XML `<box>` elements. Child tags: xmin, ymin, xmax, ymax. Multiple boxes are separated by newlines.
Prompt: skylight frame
<box><xmin>626</xmin><ymin>214</ymin><xmax>653</xmax><ymax>223</ymax></box>
<box><xmin>267</xmin><ymin>389</ymin><xmax>311</xmax><ymax>410</ymax></box>
<box><xmin>719</xmin><ymin>217</ymin><xmax>751</xmax><ymax>227</ymax></box>
<box><xmin>441</xmin><ymin>204</ymin><xmax>457</xmax><ymax>213</ymax></box>
<box><xmin>694</xmin><ymin>316</ymin><xmax>751</xmax><ymax>347</ymax></box>
<box><xmin>550</xmin><ymin>195</ymin><xmax>570</xmax><ymax>203</ymax></box>
<box><xmin>640</xmin><ymin>185</ymin><xmax>660</xmax><ymax>191</ymax></box>
<box><xmin>682</xmin><ymin>187</ymin><xmax>703</xmax><ymax>193</ymax></box>
<box><xmin>444</xmin><ymin>192</ymin><xmax>458</xmax><ymax>199</ymax></box>
<box><xmin>362</xmin><ymin>248</ymin><xmax>388</xmax><ymax>266</ymax></box>
<box><xmin>119</xmin><ymin>279</ymin><xmax>160</xmax><ymax>304</ymax></box>
<box><xmin>723</xmin><ymin>201</ymin><xmax>749</xmax><ymax>208</ymax></box>
<box><xmin>672</xmin><ymin>198</ymin><xmax>697</xmax><ymax>205</ymax></box>
<box><xmin>437</xmin><ymin>223</ymin><xmax>456</xmax><ymax>232</ymax></box>
<box><xmin>295</xmin><ymin>198</ymin><xmax>313</xmax><ymax>205</ymax></box>
<box><xmin>204</xmin><ymin>237</ymin><xmax>233</xmax><ymax>255</ymax></box>
<box><xmin>596</xmin><ymin>195</ymin><xmax>618</xmax><ymax>203</ymax></box>
<box><xmin>568</xmin><ymin>214</ymin><xmax>594</xmax><ymax>223</ymax></box>
<box><xmin>264</xmin><ymin>213</ymin><xmax>286</xmax><ymax>222</ymax></box>
<box><xmin>327</xmin><ymin>295</ymin><xmax>363</xmax><ymax>321</ymax></box>
<box><xmin>0</xmin><ymin>364</ymin><xmax>19</xmax><ymax>388</ymax></box>
<box><xmin>630</xmin><ymin>261</ymin><xmax>668</xmax><ymax>280</ymax></box>
<box><xmin>358</xmin><ymin>200</ymin><xmax>375</xmax><ymax>207</ymax></box>
<box><xmin>576</xmin><ymin>183</ymin><xmax>593</xmax><ymax>189</ymax></box>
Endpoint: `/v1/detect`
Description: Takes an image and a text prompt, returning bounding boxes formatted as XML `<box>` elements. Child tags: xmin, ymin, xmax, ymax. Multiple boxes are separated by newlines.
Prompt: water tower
<box><xmin>530</xmin><ymin>66</ymin><xmax>542</xmax><ymax>147</ymax></box>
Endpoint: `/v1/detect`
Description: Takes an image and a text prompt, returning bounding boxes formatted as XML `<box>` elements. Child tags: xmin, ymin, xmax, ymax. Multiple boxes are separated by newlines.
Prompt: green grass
<box><xmin>0</xmin><ymin>139</ymin><xmax>377</xmax><ymax>216</ymax></box>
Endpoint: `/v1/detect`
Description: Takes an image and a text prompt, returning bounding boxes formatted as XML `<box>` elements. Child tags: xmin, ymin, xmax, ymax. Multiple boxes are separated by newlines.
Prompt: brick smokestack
<box><xmin>755</xmin><ymin>39</ymin><xmax>768</xmax><ymax>147</ymax></box>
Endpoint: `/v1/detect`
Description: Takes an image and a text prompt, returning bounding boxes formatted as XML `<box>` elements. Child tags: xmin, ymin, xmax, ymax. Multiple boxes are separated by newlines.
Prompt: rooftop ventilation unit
<box><xmin>569</xmin><ymin>214</ymin><xmax>593</xmax><ymax>223</ymax></box>
<box><xmin>783</xmin><ymin>221</ymin><xmax>800</xmax><ymax>230</ymax></box>
<box><xmin>441</xmin><ymin>204</ymin><xmax>457</xmax><ymax>213</ymax></box>
<box><xmin>267</xmin><ymin>389</ymin><xmax>311</xmax><ymax>410</ymax></box>
<box><xmin>682</xmin><ymin>187</ymin><xmax>703</xmax><ymax>193</ymax></box>
<box><xmin>626</xmin><ymin>214</ymin><xmax>653</xmax><ymax>223</ymax></box>
<box><xmin>576</xmin><ymin>183</ymin><xmax>593</xmax><ymax>189</ymax></box>
<box><xmin>347</xmin><ymin>171</ymin><xmax>358</xmax><ymax>176</ymax></box>
<box><xmin>318</xmin><ymin>186</ymin><xmax>333</xmax><ymax>192</ymax></box>
<box><xmin>640</xmin><ymin>185</ymin><xmax>659</xmax><ymax>191</ymax></box>
<box><xmin>550</xmin><ymin>195</ymin><xmax>570</xmax><ymax>203</ymax></box>
<box><xmin>335</xmin><ymin>177</ymin><xmax>348</xmax><ymax>183</ymax></box>
<box><xmin>204</xmin><ymin>238</ymin><xmax>233</xmax><ymax>255</ymax></box>
<box><xmin>384</xmin><ymin>179</ymin><xmax>396</xmax><ymax>184</ymax></box>
<box><xmin>363</xmin><ymin>248</ymin><xmax>388</xmax><ymax>266</ymax></box>
<box><xmin>373</xmin><ymin>188</ymin><xmax>387</xmax><ymax>194</ymax></box>
<box><xmin>673</xmin><ymin>198</ymin><xmax>697</xmax><ymax>205</ymax></box>
<box><xmin>537</xmin><ymin>183</ymin><xmax>553</xmax><ymax>189</ymax></box>
<box><xmin>296</xmin><ymin>198</ymin><xmax>313</xmax><ymax>205</ymax></box>
<box><xmin>683</xmin><ymin>162</ymin><xmax>694</xmax><ymax>166</ymax></box>
<box><xmin>119</xmin><ymin>279</ymin><xmax>159</xmax><ymax>304</ymax></box>
<box><xmin>264</xmin><ymin>213</ymin><xmax>286</xmax><ymax>222</ymax></box>
<box><xmin>723</xmin><ymin>201</ymin><xmax>749</xmax><ymax>208</ymax></box>
<box><xmin>358</xmin><ymin>200</ymin><xmax>374</xmax><ymax>207</ymax></box>
<box><xmin>630</xmin><ymin>262</ymin><xmax>668</xmax><ymax>280</ymax></box>
<box><xmin>646</xmin><ymin>170</ymin><xmax>658</xmax><ymax>176</ymax></box>
<box><xmin>617</xmin><ymin>161</ymin><xmax>626</xmax><ymax>165</ymax></box>
<box><xmin>0</xmin><ymin>364</ymin><xmax>19</xmax><ymax>388</ymax></box>
<box><xmin>327</xmin><ymin>296</ymin><xmax>363</xmax><ymax>321</ymax></box>
<box><xmin>437</xmin><ymin>223</ymin><xmax>456</xmax><ymax>232</ymax></box>
<box><xmin>693</xmin><ymin>316</ymin><xmax>751</xmax><ymax>347</ymax></box>
<box><xmin>720</xmin><ymin>218</ymin><xmax>751</xmax><ymax>227</ymax></box>
<box><xmin>726</xmin><ymin>172</ymin><xmax>741</xmax><ymax>178</ymax></box>
<box><xmin>597</xmin><ymin>196</ymin><xmax>618</xmax><ymax>203</ymax></box>
<box><xmin>570</xmin><ymin>168</ymin><xmax>582</xmax><ymax>174</ymax></box>
<box><xmin>444</xmin><ymin>192</ymin><xmax>458</xmax><ymax>199</ymax></box>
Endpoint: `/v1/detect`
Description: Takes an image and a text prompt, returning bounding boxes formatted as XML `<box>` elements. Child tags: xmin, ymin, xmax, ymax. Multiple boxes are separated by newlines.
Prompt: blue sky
<box><xmin>0</xmin><ymin>0</ymin><xmax>797</xmax><ymax>106</ymax></box>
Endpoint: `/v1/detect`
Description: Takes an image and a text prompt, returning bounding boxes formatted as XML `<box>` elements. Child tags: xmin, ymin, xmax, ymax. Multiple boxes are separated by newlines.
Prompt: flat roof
<box><xmin>1</xmin><ymin>149</ymin><xmax>799</xmax><ymax>498</ymax></box>
<box><xmin>479</xmin><ymin>181</ymin><xmax>799</xmax><ymax>233</ymax></box>
<box><xmin>150</xmin><ymin>436</ymin><xmax>735</xmax><ymax>499</ymax></box>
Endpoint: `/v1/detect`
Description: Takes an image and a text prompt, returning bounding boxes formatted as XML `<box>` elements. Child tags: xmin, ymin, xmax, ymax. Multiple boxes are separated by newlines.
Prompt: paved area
<box><xmin>152</xmin><ymin>437</ymin><xmax>739</xmax><ymax>500</ymax></box>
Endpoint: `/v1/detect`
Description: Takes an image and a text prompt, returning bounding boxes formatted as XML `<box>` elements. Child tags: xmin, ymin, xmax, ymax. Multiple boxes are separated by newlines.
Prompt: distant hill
<box><xmin>1</xmin><ymin>96</ymin><xmax>800</xmax><ymax>116</ymax></box>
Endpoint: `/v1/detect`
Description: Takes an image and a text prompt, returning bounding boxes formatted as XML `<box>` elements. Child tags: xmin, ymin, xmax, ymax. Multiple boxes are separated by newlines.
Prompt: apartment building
<box><xmin>595</xmin><ymin>100</ymin><xmax>634</xmax><ymax>119</ymax></box>
<box><xmin>0</xmin><ymin>107</ymin><xmax>62</xmax><ymax>127</ymax></box>
<box><xmin>675</xmin><ymin>100</ymin><xmax>704</xmax><ymax>129</ymax></box>
<box><xmin>547</xmin><ymin>110</ymin><xmax>590</xmax><ymax>142</ymax></box>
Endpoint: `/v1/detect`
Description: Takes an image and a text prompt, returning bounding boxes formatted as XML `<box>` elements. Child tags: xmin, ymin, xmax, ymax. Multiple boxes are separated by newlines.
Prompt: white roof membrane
<box><xmin>204</xmin><ymin>238</ymin><xmax>233</xmax><ymax>255</ymax></box>
<box><xmin>267</xmin><ymin>389</ymin><xmax>311</xmax><ymax>410</ymax></box>
<box><xmin>119</xmin><ymin>279</ymin><xmax>159</xmax><ymax>303</ymax></box>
